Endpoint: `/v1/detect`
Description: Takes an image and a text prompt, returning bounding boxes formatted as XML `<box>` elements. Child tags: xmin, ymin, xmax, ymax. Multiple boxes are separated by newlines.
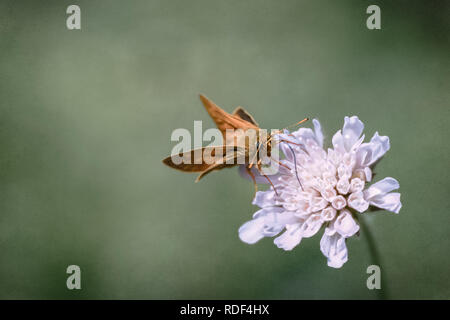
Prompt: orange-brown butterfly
<box><xmin>162</xmin><ymin>94</ymin><xmax>308</xmax><ymax>192</ymax></box>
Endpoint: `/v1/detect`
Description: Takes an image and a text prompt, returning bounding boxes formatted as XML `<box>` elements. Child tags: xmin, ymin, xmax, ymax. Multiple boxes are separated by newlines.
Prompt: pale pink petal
<box><xmin>239</xmin><ymin>218</ymin><xmax>266</xmax><ymax>244</ymax></box>
<box><xmin>336</xmin><ymin>177</ymin><xmax>351</xmax><ymax>195</ymax></box>
<box><xmin>364</xmin><ymin>177</ymin><xmax>400</xmax><ymax>199</ymax></box>
<box><xmin>334</xmin><ymin>210</ymin><xmax>360</xmax><ymax>238</ymax></box>
<box><xmin>239</xmin><ymin>209</ymin><xmax>297</xmax><ymax>244</ymax></box>
<box><xmin>350</xmin><ymin>178</ymin><xmax>365</xmax><ymax>193</ymax></box>
<box><xmin>252</xmin><ymin>190</ymin><xmax>277</xmax><ymax>208</ymax></box>
<box><xmin>274</xmin><ymin>223</ymin><xmax>303</xmax><ymax>251</ymax></box>
<box><xmin>261</xmin><ymin>210</ymin><xmax>298</xmax><ymax>236</ymax></box>
<box><xmin>355</xmin><ymin>132</ymin><xmax>390</xmax><ymax>168</ymax></box>
<box><xmin>331</xmin><ymin>195</ymin><xmax>347</xmax><ymax>210</ymax></box>
<box><xmin>348</xmin><ymin>191</ymin><xmax>370</xmax><ymax>213</ymax></box>
<box><xmin>320</xmin><ymin>207</ymin><xmax>337</xmax><ymax>222</ymax></box>
<box><xmin>332</xmin><ymin>130</ymin><xmax>346</xmax><ymax>154</ymax></box>
<box><xmin>364</xmin><ymin>167</ymin><xmax>372</xmax><ymax>182</ymax></box>
<box><xmin>369</xmin><ymin>192</ymin><xmax>402</xmax><ymax>214</ymax></box>
<box><xmin>320</xmin><ymin>232</ymin><xmax>348</xmax><ymax>268</ymax></box>
<box><xmin>342</xmin><ymin>116</ymin><xmax>364</xmax><ymax>151</ymax></box>
<box><xmin>300</xmin><ymin>214</ymin><xmax>323</xmax><ymax>238</ymax></box>
<box><xmin>312</xmin><ymin>119</ymin><xmax>324</xmax><ymax>148</ymax></box>
<box><xmin>252</xmin><ymin>206</ymin><xmax>284</xmax><ymax>219</ymax></box>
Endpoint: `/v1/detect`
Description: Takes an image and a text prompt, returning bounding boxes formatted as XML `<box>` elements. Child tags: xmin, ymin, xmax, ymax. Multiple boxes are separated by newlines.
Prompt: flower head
<box><xmin>239</xmin><ymin>116</ymin><xmax>401</xmax><ymax>268</ymax></box>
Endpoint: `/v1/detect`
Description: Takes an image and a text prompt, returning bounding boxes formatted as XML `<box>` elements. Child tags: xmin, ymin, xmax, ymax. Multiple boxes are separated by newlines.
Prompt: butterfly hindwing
<box><xmin>232</xmin><ymin>106</ymin><xmax>259</xmax><ymax>127</ymax></box>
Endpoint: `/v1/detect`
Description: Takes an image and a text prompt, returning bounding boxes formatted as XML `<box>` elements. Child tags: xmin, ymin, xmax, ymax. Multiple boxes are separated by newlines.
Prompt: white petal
<box><xmin>252</xmin><ymin>206</ymin><xmax>283</xmax><ymax>219</ymax></box>
<box><xmin>327</xmin><ymin>148</ymin><xmax>342</xmax><ymax>166</ymax></box>
<box><xmin>262</xmin><ymin>210</ymin><xmax>298</xmax><ymax>236</ymax></box>
<box><xmin>370</xmin><ymin>132</ymin><xmax>390</xmax><ymax>161</ymax></box>
<box><xmin>253</xmin><ymin>207</ymin><xmax>298</xmax><ymax>237</ymax></box>
<box><xmin>355</xmin><ymin>133</ymin><xmax>390</xmax><ymax>167</ymax></box>
<box><xmin>350</xmin><ymin>177</ymin><xmax>365</xmax><ymax>193</ymax></box>
<box><xmin>363</xmin><ymin>178</ymin><xmax>401</xmax><ymax>213</ymax></box>
<box><xmin>274</xmin><ymin>223</ymin><xmax>303</xmax><ymax>251</ymax></box>
<box><xmin>291</xmin><ymin>128</ymin><xmax>317</xmax><ymax>144</ymax></box>
<box><xmin>320</xmin><ymin>232</ymin><xmax>348</xmax><ymax>268</ymax></box>
<box><xmin>252</xmin><ymin>190</ymin><xmax>277</xmax><ymax>208</ymax></box>
<box><xmin>342</xmin><ymin>152</ymin><xmax>356</xmax><ymax>170</ymax></box>
<box><xmin>238</xmin><ymin>218</ymin><xmax>266</xmax><ymax>244</ymax></box>
<box><xmin>313</xmin><ymin>119</ymin><xmax>324</xmax><ymax>148</ymax></box>
<box><xmin>239</xmin><ymin>208</ymin><xmax>297</xmax><ymax>244</ymax></box>
<box><xmin>336</xmin><ymin>177</ymin><xmax>351</xmax><ymax>195</ymax></box>
<box><xmin>323</xmin><ymin>171</ymin><xmax>338</xmax><ymax>187</ymax></box>
<box><xmin>287</xmin><ymin>130</ymin><xmax>326</xmax><ymax>159</ymax></box>
<box><xmin>337</xmin><ymin>164</ymin><xmax>351</xmax><ymax>179</ymax></box>
<box><xmin>277</xmin><ymin>134</ymin><xmax>308</xmax><ymax>164</ymax></box>
<box><xmin>334</xmin><ymin>210</ymin><xmax>360</xmax><ymax>238</ymax></box>
<box><xmin>364</xmin><ymin>167</ymin><xmax>372</xmax><ymax>182</ymax></box>
<box><xmin>369</xmin><ymin>192</ymin><xmax>402</xmax><ymax>214</ymax></box>
<box><xmin>320</xmin><ymin>206</ymin><xmax>337</xmax><ymax>221</ymax></box>
<box><xmin>323</xmin><ymin>225</ymin><xmax>337</xmax><ymax>236</ymax></box>
<box><xmin>279</xmin><ymin>142</ymin><xmax>295</xmax><ymax>162</ymax></box>
<box><xmin>300</xmin><ymin>214</ymin><xmax>323</xmax><ymax>238</ymax></box>
<box><xmin>289</xmin><ymin>128</ymin><xmax>325</xmax><ymax>159</ymax></box>
<box><xmin>321</xmin><ymin>186</ymin><xmax>337</xmax><ymax>202</ymax></box>
<box><xmin>348</xmin><ymin>191</ymin><xmax>370</xmax><ymax>213</ymax></box>
<box><xmin>311</xmin><ymin>196</ymin><xmax>328</xmax><ymax>212</ymax></box>
<box><xmin>342</xmin><ymin>116</ymin><xmax>364</xmax><ymax>152</ymax></box>
<box><xmin>331</xmin><ymin>195</ymin><xmax>347</xmax><ymax>210</ymax></box>
<box><xmin>332</xmin><ymin>130</ymin><xmax>346</xmax><ymax>154</ymax></box>
<box><xmin>364</xmin><ymin>177</ymin><xmax>400</xmax><ymax>199</ymax></box>
<box><xmin>350</xmin><ymin>134</ymin><xmax>365</xmax><ymax>152</ymax></box>
<box><xmin>277</xmin><ymin>132</ymin><xmax>301</xmax><ymax>148</ymax></box>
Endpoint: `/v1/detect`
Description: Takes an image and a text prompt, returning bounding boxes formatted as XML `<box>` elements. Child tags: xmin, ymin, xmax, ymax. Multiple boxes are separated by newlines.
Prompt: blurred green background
<box><xmin>0</xmin><ymin>0</ymin><xmax>449</xmax><ymax>299</ymax></box>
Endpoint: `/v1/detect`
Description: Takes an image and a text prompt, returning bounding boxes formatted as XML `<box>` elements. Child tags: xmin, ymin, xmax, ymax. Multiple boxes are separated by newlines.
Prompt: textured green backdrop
<box><xmin>0</xmin><ymin>0</ymin><xmax>449</xmax><ymax>299</ymax></box>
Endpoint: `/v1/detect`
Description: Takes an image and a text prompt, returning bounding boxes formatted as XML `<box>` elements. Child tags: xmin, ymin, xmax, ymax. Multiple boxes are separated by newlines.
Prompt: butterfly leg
<box><xmin>245</xmin><ymin>165</ymin><xmax>258</xmax><ymax>194</ymax></box>
<box><xmin>256</xmin><ymin>160</ymin><xmax>279</xmax><ymax>196</ymax></box>
<box><xmin>278</xmin><ymin>139</ymin><xmax>302</xmax><ymax>147</ymax></box>
<box><xmin>262</xmin><ymin>172</ymin><xmax>279</xmax><ymax>196</ymax></box>
<box><xmin>270</xmin><ymin>157</ymin><xmax>290</xmax><ymax>170</ymax></box>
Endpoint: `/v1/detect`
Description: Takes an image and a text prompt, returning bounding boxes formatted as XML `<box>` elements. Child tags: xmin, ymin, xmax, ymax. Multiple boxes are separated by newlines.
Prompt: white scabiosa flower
<box><xmin>239</xmin><ymin>116</ymin><xmax>401</xmax><ymax>268</ymax></box>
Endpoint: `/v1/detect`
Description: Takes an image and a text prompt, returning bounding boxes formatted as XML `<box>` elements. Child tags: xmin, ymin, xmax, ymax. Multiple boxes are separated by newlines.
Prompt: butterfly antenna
<box><xmin>285</xmin><ymin>142</ymin><xmax>304</xmax><ymax>190</ymax></box>
<box><xmin>256</xmin><ymin>118</ymin><xmax>309</xmax><ymax>170</ymax></box>
<box><xmin>282</xmin><ymin>117</ymin><xmax>309</xmax><ymax>131</ymax></box>
<box><xmin>264</xmin><ymin>117</ymin><xmax>309</xmax><ymax>148</ymax></box>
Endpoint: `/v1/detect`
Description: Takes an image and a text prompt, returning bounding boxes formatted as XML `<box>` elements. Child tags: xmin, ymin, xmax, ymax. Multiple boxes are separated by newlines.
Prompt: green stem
<box><xmin>359</xmin><ymin>218</ymin><xmax>388</xmax><ymax>300</ymax></box>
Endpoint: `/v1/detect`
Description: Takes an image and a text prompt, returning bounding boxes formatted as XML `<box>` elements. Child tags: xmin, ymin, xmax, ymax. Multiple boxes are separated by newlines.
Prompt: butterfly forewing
<box><xmin>162</xmin><ymin>145</ymin><xmax>243</xmax><ymax>172</ymax></box>
<box><xmin>199</xmin><ymin>95</ymin><xmax>258</xmax><ymax>136</ymax></box>
<box><xmin>163</xmin><ymin>95</ymin><xmax>270</xmax><ymax>185</ymax></box>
